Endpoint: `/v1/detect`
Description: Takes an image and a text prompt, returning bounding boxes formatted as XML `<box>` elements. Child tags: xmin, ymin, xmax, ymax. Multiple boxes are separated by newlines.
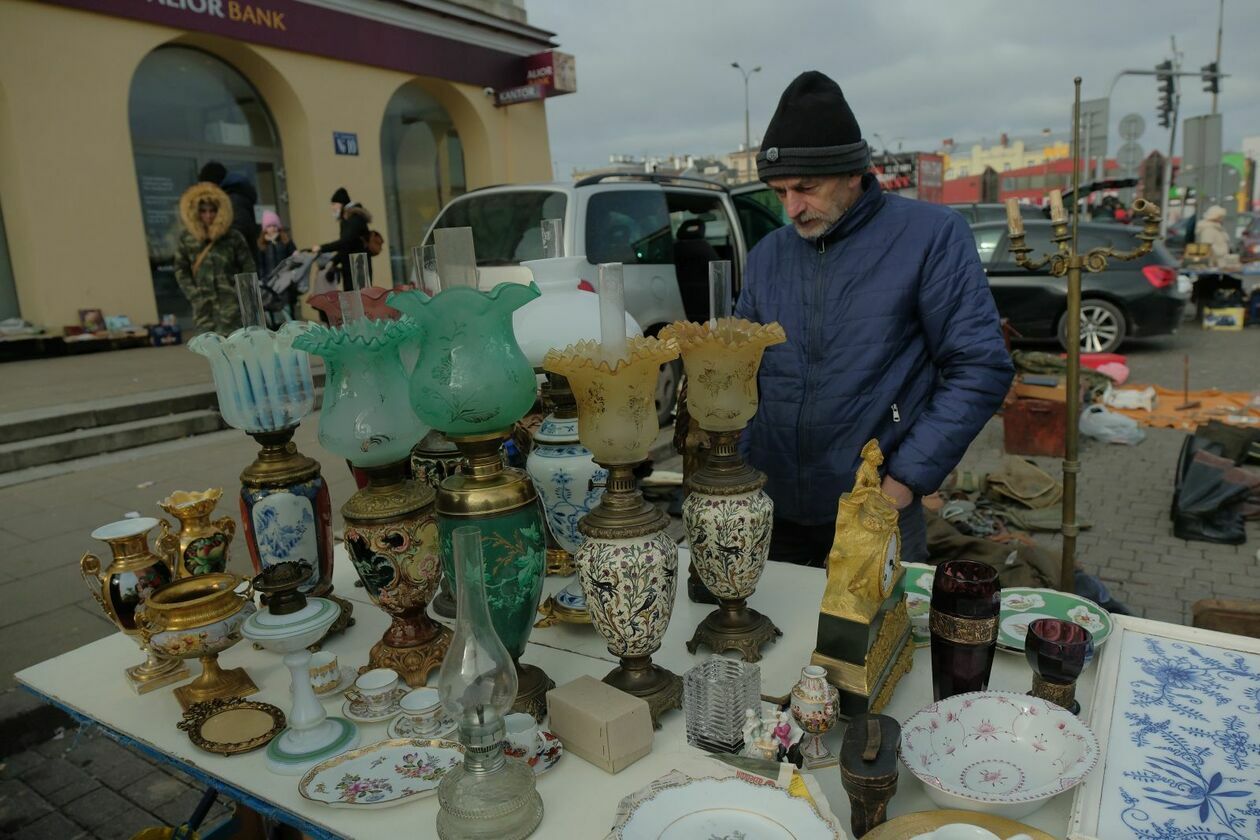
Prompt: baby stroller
<box><xmin>261</xmin><ymin>251</ymin><xmax>320</xmax><ymax>328</ymax></box>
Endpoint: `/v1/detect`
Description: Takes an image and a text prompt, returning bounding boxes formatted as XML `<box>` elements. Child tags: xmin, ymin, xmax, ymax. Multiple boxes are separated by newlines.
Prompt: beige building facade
<box><xmin>0</xmin><ymin>0</ymin><xmax>560</xmax><ymax>330</ymax></box>
<box><xmin>944</xmin><ymin>138</ymin><xmax>1069</xmax><ymax>180</ymax></box>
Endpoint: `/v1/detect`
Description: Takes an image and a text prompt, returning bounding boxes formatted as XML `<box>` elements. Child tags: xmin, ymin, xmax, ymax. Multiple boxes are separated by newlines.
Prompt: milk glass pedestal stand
<box><xmin>661</xmin><ymin>318</ymin><xmax>786</xmax><ymax>662</ymax></box>
<box><xmin>544</xmin><ymin>330</ymin><xmax>685</xmax><ymax>726</ymax></box>
<box><xmin>241</xmin><ymin>564</ymin><xmax>358</xmax><ymax>775</ymax></box>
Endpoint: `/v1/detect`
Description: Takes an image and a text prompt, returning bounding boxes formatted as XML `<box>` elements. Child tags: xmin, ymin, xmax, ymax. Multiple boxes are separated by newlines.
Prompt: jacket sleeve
<box><xmin>319</xmin><ymin>215</ymin><xmax>369</xmax><ymax>254</ymax></box>
<box><xmin>173</xmin><ymin>240</ymin><xmax>193</xmax><ymax>294</ymax></box>
<box><xmin>884</xmin><ymin>213</ymin><xmax>1014</xmax><ymax>495</ymax></box>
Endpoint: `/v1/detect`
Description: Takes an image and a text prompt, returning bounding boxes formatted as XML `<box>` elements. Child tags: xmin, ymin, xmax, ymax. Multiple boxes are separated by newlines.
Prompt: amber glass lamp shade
<box><xmin>658</xmin><ymin>318</ymin><xmax>786</xmax><ymax>432</ymax></box>
<box><xmin>543</xmin><ymin>336</ymin><xmax>680</xmax><ymax>465</ymax></box>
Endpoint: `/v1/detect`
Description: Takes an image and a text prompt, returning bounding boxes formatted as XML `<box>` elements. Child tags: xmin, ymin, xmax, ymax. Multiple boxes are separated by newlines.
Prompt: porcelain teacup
<box><xmin>308</xmin><ymin>651</ymin><xmax>340</xmax><ymax>695</ymax></box>
<box><xmin>399</xmin><ymin>687</ymin><xmax>441</xmax><ymax>731</ymax></box>
<box><xmin>504</xmin><ymin>712</ymin><xmax>538</xmax><ymax>756</ymax></box>
<box><xmin>345</xmin><ymin>668</ymin><xmax>399</xmax><ymax>714</ymax></box>
<box><xmin>911</xmin><ymin>826</ymin><xmax>1034</xmax><ymax>840</ymax></box>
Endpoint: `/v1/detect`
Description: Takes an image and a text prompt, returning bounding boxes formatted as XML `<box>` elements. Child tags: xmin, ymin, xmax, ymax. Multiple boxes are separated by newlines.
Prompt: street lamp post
<box><xmin>731</xmin><ymin>62</ymin><xmax>760</xmax><ymax>180</ymax></box>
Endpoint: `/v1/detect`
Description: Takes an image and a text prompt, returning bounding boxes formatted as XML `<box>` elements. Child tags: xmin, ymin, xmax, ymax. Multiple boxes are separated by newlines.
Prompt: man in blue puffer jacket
<box><xmin>735</xmin><ymin>71</ymin><xmax>1013</xmax><ymax>567</ymax></box>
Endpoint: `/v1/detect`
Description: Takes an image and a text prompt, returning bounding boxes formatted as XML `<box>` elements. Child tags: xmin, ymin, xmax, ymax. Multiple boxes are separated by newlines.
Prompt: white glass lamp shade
<box><xmin>188</xmin><ymin>322</ymin><xmax>315</xmax><ymax>434</ymax></box>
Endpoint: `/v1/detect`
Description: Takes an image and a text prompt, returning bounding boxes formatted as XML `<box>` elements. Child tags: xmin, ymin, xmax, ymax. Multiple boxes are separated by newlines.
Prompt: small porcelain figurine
<box><xmin>772</xmin><ymin>712</ymin><xmax>793</xmax><ymax>751</ymax></box>
<box><xmin>742</xmin><ymin>708</ymin><xmax>760</xmax><ymax>747</ymax></box>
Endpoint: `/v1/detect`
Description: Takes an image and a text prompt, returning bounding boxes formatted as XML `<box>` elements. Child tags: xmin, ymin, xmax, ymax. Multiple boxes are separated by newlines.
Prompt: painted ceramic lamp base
<box><xmin>687</xmin><ymin>602</ymin><xmax>782</xmax><ymax>663</ymax></box>
<box><xmin>173</xmin><ymin>657</ymin><xmax>258</xmax><ymax>710</ymax></box>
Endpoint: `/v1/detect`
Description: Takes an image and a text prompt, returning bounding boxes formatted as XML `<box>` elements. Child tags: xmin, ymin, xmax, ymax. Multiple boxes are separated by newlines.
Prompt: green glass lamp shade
<box><xmin>291</xmin><ymin>319</ymin><xmax>428</xmax><ymax>467</ymax></box>
<box><xmin>388</xmin><ymin>283</ymin><xmax>541</xmax><ymax>437</ymax></box>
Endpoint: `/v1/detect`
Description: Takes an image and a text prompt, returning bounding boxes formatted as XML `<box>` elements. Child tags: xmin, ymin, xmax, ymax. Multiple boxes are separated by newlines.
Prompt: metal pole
<box><xmin>1213</xmin><ymin>0</ymin><xmax>1225</xmax><ymax>204</ymax></box>
<box><xmin>1159</xmin><ymin>38</ymin><xmax>1181</xmax><ymax>239</ymax></box>
<box><xmin>1061</xmin><ymin>77</ymin><xmax>1083</xmax><ymax>594</ymax></box>
<box><xmin>744</xmin><ymin>74</ymin><xmax>751</xmax><ymax>178</ymax></box>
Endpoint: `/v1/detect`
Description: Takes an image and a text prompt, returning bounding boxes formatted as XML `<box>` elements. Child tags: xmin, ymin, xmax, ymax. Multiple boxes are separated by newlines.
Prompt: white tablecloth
<box><xmin>17</xmin><ymin>548</ymin><xmax>1089</xmax><ymax>838</ymax></box>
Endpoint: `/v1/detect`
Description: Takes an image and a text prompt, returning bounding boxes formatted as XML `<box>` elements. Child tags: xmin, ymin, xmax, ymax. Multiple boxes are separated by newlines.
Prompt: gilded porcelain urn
<box><xmin>660</xmin><ymin>318</ymin><xmax>786</xmax><ymax>662</ymax></box>
<box><xmin>544</xmin><ymin>334</ymin><xmax>684</xmax><ymax>725</ymax></box>
<box><xmin>156</xmin><ymin>488</ymin><xmax>235</xmax><ymax>578</ymax></box>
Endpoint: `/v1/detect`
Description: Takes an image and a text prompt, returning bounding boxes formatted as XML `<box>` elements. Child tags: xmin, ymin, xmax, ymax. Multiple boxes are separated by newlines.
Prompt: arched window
<box><xmin>129</xmin><ymin>47</ymin><xmax>285</xmax><ymax>322</ymax></box>
<box><xmin>380</xmin><ymin>84</ymin><xmax>467</xmax><ymax>283</ymax></box>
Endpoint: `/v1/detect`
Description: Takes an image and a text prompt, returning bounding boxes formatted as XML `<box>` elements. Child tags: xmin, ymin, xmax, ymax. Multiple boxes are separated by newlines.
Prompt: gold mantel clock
<box><xmin>810</xmin><ymin>440</ymin><xmax>913</xmax><ymax>718</ymax></box>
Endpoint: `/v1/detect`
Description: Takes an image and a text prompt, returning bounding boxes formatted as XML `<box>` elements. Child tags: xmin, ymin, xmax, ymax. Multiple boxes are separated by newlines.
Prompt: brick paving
<box><xmin>0</xmin><ymin>323</ymin><xmax>1255</xmax><ymax>836</ymax></box>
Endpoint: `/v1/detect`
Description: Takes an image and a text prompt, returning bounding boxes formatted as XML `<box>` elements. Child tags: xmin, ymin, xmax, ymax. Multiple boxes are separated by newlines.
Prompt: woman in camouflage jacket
<box><xmin>173</xmin><ymin>181</ymin><xmax>256</xmax><ymax>334</ymax></box>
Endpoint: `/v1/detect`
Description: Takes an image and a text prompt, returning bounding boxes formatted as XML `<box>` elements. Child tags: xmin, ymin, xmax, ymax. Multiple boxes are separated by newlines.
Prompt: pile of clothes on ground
<box><xmin>1171</xmin><ymin>420</ymin><xmax>1260</xmax><ymax>544</ymax></box>
<box><xmin>925</xmin><ymin>457</ymin><xmax>1128</xmax><ymax>614</ymax></box>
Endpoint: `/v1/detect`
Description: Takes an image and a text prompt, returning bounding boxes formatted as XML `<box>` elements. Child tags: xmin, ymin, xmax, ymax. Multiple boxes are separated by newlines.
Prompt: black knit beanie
<box><xmin>198</xmin><ymin>161</ymin><xmax>227</xmax><ymax>185</ymax></box>
<box><xmin>756</xmin><ymin>71</ymin><xmax>870</xmax><ymax>181</ymax></box>
<box><xmin>331</xmin><ymin>187</ymin><xmax>351</xmax><ymax>205</ymax></box>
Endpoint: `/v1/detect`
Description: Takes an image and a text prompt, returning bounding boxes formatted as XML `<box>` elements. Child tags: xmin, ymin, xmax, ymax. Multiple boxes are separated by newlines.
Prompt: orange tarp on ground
<box><xmin>1109</xmin><ymin>385</ymin><xmax>1260</xmax><ymax>430</ymax></box>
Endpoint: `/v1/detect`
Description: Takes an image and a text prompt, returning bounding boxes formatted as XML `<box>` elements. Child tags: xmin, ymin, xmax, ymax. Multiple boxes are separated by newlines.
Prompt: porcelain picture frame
<box><xmin>1068</xmin><ymin>614</ymin><xmax>1260</xmax><ymax>839</ymax></box>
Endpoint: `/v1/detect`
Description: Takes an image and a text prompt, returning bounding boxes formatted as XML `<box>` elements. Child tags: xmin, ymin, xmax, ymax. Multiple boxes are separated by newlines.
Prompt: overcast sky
<box><xmin>528</xmin><ymin>0</ymin><xmax>1260</xmax><ymax>178</ymax></box>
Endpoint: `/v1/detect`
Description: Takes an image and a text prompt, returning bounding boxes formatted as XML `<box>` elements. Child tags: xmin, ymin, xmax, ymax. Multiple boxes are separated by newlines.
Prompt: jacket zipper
<box><xmin>892</xmin><ymin>403</ymin><xmax>901</xmax><ymax>422</ymax></box>
<box><xmin>797</xmin><ymin>237</ymin><xmax>828</xmax><ymax>514</ymax></box>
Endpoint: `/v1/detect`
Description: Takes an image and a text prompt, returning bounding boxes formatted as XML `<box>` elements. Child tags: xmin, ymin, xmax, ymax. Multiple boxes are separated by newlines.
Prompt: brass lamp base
<box><xmin>126</xmin><ymin>653</ymin><xmax>190</xmax><ymax>695</ymax></box>
<box><xmin>367</xmin><ymin>626</ymin><xmax>452</xmax><ymax>688</ymax></box>
<box><xmin>513</xmin><ymin>660</ymin><xmax>555</xmax><ymax>722</ymax></box>
<box><xmin>545</xmin><ymin>547</ymin><xmax>576</xmax><ymax>577</ymax></box>
<box><xmin>324</xmin><ymin>593</ymin><xmax>356</xmax><ymax>639</ymax></box>
<box><xmin>174</xmin><ymin>656</ymin><xmax>258</xmax><ymax>710</ymax></box>
<box><xmin>534</xmin><ymin>594</ymin><xmax>591</xmax><ymax>628</ymax></box>
<box><xmin>431</xmin><ymin>581</ymin><xmax>456</xmax><ymax>619</ymax></box>
<box><xmin>602</xmin><ymin>655</ymin><xmax>683</xmax><ymax>729</ymax></box>
<box><xmin>686</xmin><ymin>601</ymin><xmax>782</xmax><ymax>663</ymax></box>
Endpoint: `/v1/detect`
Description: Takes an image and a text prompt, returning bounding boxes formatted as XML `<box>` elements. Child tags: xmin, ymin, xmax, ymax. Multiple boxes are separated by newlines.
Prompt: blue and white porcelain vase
<box><xmin>525</xmin><ymin>405</ymin><xmax>606</xmax><ymax>567</ymax></box>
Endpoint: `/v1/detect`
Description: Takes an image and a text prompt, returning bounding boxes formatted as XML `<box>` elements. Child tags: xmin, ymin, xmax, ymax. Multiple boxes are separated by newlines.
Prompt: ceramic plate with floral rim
<box><xmin>997</xmin><ymin>587</ymin><xmax>1111</xmax><ymax>652</ymax></box>
<box><xmin>503</xmin><ymin>730</ymin><xmax>564</xmax><ymax>776</ymax></box>
<box><xmin>615</xmin><ymin>776</ymin><xmax>840</xmax><ymax>840</ymax></box>
<box><xmin>900</xmin><ymin>691</ymin><xmax>1099</xmax><ymax>819</ymax></box>
<box><xmin>298</xmin><ymin>738</ymin><xmax>464</xmax><ymax>810</ymax></box>
<box><xmin>903</xmin><ymin>562</ymin><xmax>936</xmax><ymax>647</ymax></box>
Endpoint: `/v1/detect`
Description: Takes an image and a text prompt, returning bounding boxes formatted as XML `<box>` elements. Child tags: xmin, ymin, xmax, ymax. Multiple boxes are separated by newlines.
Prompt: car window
<box><xmin>733</xmin><ymin>193</ymin><xmax>785</xmax><ymax>251</ymax></box>
<box><xmin>975</xmin><ymin>205</ymin><xmax>1009</xmax><ymax>223</ymax></box>
<box><xmin>585</xmin><ymin>191</ymin><xmax>673</xmax><ymax>265</ymax></box>
<box><xmin>431</xmin><ymin>191</ymin><xmax>567</xmax><ymax>266</ymax></box>
<box><xmin>973</xmin><ymin>227</ymin><xmax>1005</xmax><ymax>264</ymax></box>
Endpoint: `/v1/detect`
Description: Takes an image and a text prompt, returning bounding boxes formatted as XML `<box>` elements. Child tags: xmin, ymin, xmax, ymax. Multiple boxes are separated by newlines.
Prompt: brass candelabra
<box><xmin>1004</xmin><ymin>76</ymin><xmax>1162</xmax><ymax>592</ymax></box>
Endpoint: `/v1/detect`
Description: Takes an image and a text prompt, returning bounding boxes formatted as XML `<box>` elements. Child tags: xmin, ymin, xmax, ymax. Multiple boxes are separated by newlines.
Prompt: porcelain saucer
<box><xmin>386</xmin><ymin>711</ymin><xmax>458</xmax><ymax>740</ymax></box>
<box><xmin>503</xmin><ymin>730</ymin><xmax>563</xmax><ymax>776</ymax></box>
<box><xmin>313</xmin><ymin>666</ymin><xmax>358</xmax><ymax>699</ymax></box>
<box><xmin>342</xmin><ymin>686</ymin><xmax>407</xmax><ymax>724</ymax></box>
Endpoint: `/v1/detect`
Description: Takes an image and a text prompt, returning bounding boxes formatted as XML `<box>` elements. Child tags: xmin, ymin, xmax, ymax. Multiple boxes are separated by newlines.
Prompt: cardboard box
<box><xmin>1013</xmin><ymin>376</ymin><xmax>1067</xmax><ymax>403</ymax></box>
<box><xmin>547</xmin><ymin>676</ymin><xmax>653</xmax><ymax>774</ymax></box>
<box><xmin>1203</xmin><ymin>307</ymin><xmax>1245</xmax><ymax>331</ymax></box>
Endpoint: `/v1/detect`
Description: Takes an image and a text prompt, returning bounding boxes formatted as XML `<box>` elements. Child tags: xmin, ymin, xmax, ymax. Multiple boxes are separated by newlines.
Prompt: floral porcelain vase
<box><xmin>80</xmin><ymin>517</ymin><xmax>189</xmax><ymax>692</ymax></box>
<box><xmin>188</xmin><ymin>323</ymin><xmax>344</xmax><ymax>634</ymax></box>
<box><xmin>156</xmin><ymin>488</ymin><xmax>236</xmax><ymax>578</ymax></box>
<box><xmin>790</xmin><ymin>664</ymin><xmax>838</xmax><ymax>766</ymax></box>
<box><xmin>292</xmin><ymin>318</ymin><xmax>447</xmax><ymax>687</ymax></box>
<box><xmin>544</xmin><ymin>335</ymin><xmax>685</xmax><ymax>725</ymax></box>
<box><xmin>391</xmin><ymin>282</ymin><xmax>553</xmax><ymax>718</ymax></box>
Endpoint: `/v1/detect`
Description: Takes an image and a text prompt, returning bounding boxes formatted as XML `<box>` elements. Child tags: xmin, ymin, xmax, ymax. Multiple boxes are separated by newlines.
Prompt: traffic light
<box><xmin>1156</xmin><ymin>60</ymin><xmax>1174</xmax><ymax>128</ymax></box>
<box><xmin>1202</xmin><ymin>62</ymin><xmax>1220</xmax><ymax>95</ymax></box>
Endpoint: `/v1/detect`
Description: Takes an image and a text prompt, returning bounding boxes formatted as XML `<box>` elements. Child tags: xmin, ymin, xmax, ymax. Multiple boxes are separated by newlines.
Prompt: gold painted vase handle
<box><xmin>214</xmin><ymin>515</ymin><xmax>237</xmax><ymax>543</ymax></box>
<box><xmin>79</xmin><ymin>552</ymin><xmax>107</xmax><ymax>612</ymax></box>
<box><xmin>156</xmin><ymin>519</ymin><xmax>179</xmax><ymax>574</ymax></box>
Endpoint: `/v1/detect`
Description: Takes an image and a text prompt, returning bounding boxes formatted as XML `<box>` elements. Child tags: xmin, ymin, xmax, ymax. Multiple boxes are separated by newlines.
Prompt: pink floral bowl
<box><xmin>899</xmin><ymin>691</ymin><xmax>1099</xmax><ymax>819</ymax></box>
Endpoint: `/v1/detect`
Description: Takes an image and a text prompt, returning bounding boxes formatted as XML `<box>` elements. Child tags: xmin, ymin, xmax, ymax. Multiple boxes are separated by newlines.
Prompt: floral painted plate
<box><xmin>902</xmin><ymin>562</ymin><xmax>937</xmax><ymax>647</ymax></box>
<box><xmin>504</xmin><ymin>730</ymin><xmax>564</xmax><ymax>776</ymax></box>
<box><xmin>997</xmin><ymin>587</ymin><xmax>1111</xmax><ymax>652</ymax></box>
<box><xmin>615</xmin><ymin>776</ymin><xmax>839</xmax><ymax>839</ymax></box>
<box><xmin>298</xmin><ymin>738</ymin><xmax>464</xmax><ymax>809</ymax></box>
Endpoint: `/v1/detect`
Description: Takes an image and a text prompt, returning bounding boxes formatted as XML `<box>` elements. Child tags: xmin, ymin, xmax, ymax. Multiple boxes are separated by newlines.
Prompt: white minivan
<box><xmin>419</xmin><ymin>174</ymin><xmax>786</xmax><ymax>423</ymax></box>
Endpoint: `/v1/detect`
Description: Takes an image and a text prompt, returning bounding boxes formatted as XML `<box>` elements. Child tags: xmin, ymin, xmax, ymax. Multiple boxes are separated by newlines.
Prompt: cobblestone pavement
<box><xmin>0</xmin><ymin>726</ymin><xmax>234</xmax><ymax>839</ymax></box>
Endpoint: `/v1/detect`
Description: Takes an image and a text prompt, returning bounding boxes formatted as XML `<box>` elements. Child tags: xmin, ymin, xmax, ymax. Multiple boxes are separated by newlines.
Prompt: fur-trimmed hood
<box><xmin>179</xmin><ymin>181</ymin><xmax>235</xmax><ymax>242</ymax></box>
<box><xmin>342</xmin><ymin>202</ymin><xmax>372</xmax><ymax>224</ymax></box>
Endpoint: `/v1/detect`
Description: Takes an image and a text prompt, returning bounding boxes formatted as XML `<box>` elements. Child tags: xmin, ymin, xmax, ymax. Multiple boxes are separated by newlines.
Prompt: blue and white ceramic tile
<box><xmin>1097</xmin><ymin>630</ymin><xmax>1260</xmax><ymax>839</ymax></box>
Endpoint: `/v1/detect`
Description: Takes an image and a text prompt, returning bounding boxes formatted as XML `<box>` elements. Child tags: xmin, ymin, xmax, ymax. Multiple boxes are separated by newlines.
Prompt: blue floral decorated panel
<box><xmin>1096</xmin><ymin>629</ymin><xmax>1260</xmax><ymax>839</ymax></box>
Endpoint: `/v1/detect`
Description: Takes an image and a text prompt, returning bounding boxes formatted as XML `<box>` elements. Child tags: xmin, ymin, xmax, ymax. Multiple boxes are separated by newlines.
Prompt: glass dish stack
<box><xmin>683</xmin><ymin>657</ymin><xmax>761</xmax><ymax>753</ymax></box>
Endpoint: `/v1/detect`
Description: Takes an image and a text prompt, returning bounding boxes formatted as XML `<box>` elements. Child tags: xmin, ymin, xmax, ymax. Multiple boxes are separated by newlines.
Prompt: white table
<box><xmin>18</xmin><ymin>550</ymin><xmax>1090</xmax><ymax>838</ymax></box>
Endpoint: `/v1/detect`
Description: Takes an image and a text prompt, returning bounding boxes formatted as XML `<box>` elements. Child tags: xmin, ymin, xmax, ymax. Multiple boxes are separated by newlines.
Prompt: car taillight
<box><xmin>577</xmin><ymin>279</ymin><xmax>595</xmax><ymax>292</ymax></box>
<box><xmin>1142</xmin><ymin>265</ymin><xmax>1176</xmax><ymax>289</ymax></box>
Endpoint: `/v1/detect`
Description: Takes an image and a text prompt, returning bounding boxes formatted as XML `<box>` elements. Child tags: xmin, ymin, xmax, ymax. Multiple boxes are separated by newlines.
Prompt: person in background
<box><xmin>257</xmin><ymin>210</ymin><xmax>296</xmax><ymax>277</ymax></box>
<box><xmin>311</xmin><ymin>187</ymin><xmax>373</xmax><ymax>290</ymax></box>
<box><xmin>1195</xmin><ymin>205</ymin><xmax>1233</xmax><ymax>266</ymax></box>
<box><xmin>173</xmin><ymin>181</ymin><xmax>255</xmax><ymax>334</ymax></box>
<box><xmin>197</xmin><ymin>161</ymin><xmax>260</xmax><ymax>268</ymax></box>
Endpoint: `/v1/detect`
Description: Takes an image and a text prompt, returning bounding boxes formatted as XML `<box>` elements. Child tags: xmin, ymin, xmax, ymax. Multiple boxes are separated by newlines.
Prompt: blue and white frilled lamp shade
<box><xmin>188</xmin><ymin>325</ymin><xmax>345</xmax><ymax>633</ymax></box>
<box><xmin>389</xmin><ymin>282</ymin><xmax>554</xmax><ymax>720</ymax></box>
<box><xmin>290</xmin><ymin>317</ymin><xmax>450</xmax><ymax>689</ymax></box>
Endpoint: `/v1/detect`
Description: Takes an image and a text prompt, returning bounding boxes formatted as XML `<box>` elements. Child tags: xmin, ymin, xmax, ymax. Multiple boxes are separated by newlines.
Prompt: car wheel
<box><xmin>1057</xmin><ymin>299</ymin><xmax>1126</xmax><ymax>354</ymax></box>
<box><xmin>655</xmin><ymin>357</ymin><xmax>681</xmax><ymax>427</ymax></box>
